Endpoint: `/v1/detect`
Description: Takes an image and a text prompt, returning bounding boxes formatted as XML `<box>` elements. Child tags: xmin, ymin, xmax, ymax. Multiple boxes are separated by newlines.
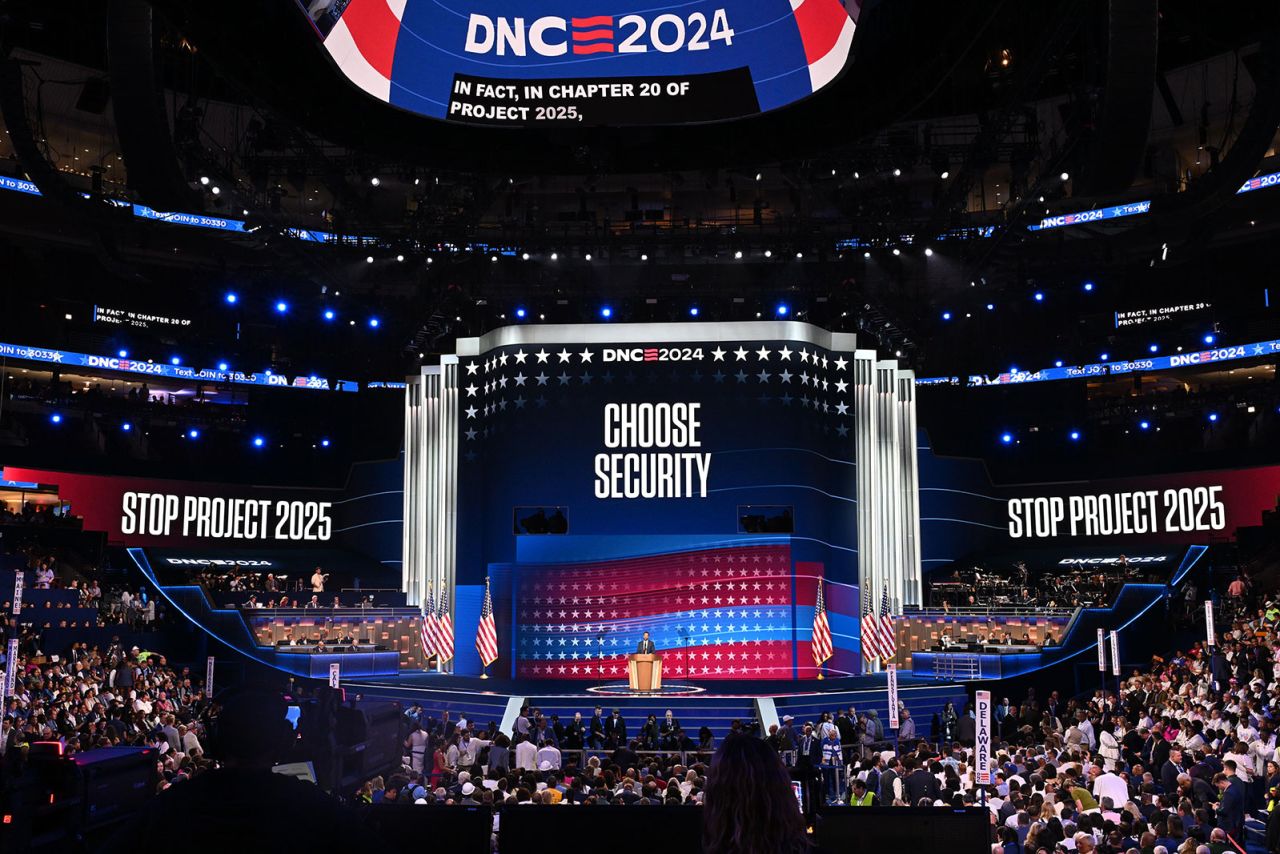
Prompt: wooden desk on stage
<box><xmin>628</xmin><ymin>653</ymin><xmax>662</xmax><ymax>692</ymax></box>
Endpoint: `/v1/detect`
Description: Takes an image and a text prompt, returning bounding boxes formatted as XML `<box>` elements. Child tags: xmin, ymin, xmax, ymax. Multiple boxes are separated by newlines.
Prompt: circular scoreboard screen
<box><xmin>307</xmin><ymin>0</ymin><xmax>860</xmax><ymax>127</ymax></box>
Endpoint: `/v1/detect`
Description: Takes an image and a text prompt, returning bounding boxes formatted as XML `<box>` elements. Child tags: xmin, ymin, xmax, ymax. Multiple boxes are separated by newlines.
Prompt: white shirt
<box><xmin>1093</xmin><ymin>772</ymin><xmax>1129</xmax><ymax>810</ymax></box>
<box><xmin>515</xmin><ymin>740</ymin><xmax>538</xmax><ymax>771</ymax></box>
<box><xmin>537</xmin><ymin>745</ymin><xmax>561</xmax><ymax>769</ymax></box>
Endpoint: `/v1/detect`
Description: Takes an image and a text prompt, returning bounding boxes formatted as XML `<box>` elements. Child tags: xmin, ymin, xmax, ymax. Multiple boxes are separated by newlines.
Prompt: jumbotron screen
<box><xmin>303</xmin><ymin>0</ymin><xmax>861</xmax><ymax>126</ymax></box>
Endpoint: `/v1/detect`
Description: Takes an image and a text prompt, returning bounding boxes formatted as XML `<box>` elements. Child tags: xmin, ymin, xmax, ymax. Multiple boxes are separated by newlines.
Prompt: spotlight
<box><xmin>755</xmin><ymin>172</ymin><xmax>762</xmax><ymax>181</ymax></box>
<box><xmin>118</xmin><ymin>349</ymin><xmax>128</xmax><ymax>358</ymax></box>
<box><xmin>863</xmin><ymin>251</ymin><xmax>871</xmax><ymax>259</ymax></box>
<box><xmin>1083</xmin><ymin>282</ymin><xmax>1094</xmax><ymax>292</ymax></box>
<box><xmin>1000</xmin><ymin>432</ymin><xmax>1013</xmax><ymax>444</ymax></box>
<box><xmin>924</xmin><ymin>247</ymin><xmax>934</xmax><ymax>257</ymax></box>
<box><xmin>210</xmin><ymin>186</ymin><xmax>221</xmax><ymax>195</ymax></box>
<box><xmin>122</xmin><ymin>422</ymin><xmax>132</xmax><ymax>432</ymax></box>
<box><xmin>942</xmin><ymin>311</ymin><xmax>952</xmax><ymax>321</ymax></box>
<box><xmin>689</xmin><ymin>306</ymin><xmax>699</xmax><ymax>317</ymax></box>
<box><xmin>199</xmin><ymin>176</ymin><xmax>210</xmax><ymax>186</ymax></box>
<box><xmin>776</xmin><ymin>303</ymin><xmax>789</xmax><ymax>317</ymax></box>
<box><xmin>521</xmin><ymin>252</ymin><xmax>530</xmax><ymax>261</ymax></box>
<box><xmin>1054</xmin><ymin>360</ymin><xmax>1064</xmax><ymax>368</ymax></box>
<box><xmin>366</xmin><ymin>256</ymin><xmax>374</xmax><ymax>264</ymax></box>
<box><xmin>1034</xmin><ymin>292</ymin><xmax>1044</xmax><ymax>302</ymax></box>
<box><xmin>1138</xmin><ymin>420</ymin><xmax>1149</xmax><ymax>430</ymax></box>
<box><xmin>600</xmin><ymin>306</ymin><xmax>612</xmax><ymax>319</ymax></box>
<box><xmin>1203</xmin><ymin>333</ymin><xmax>1216</xmax><ymax>345</ymax></box>
<box><xmin>515</xmin><ymin>308</ymin><xmax>527</xmax><ymax>319</ymax></box>
<box><xmin>218</xmin><ymin>362</ymin><xmax>229</xmax><ymax>372</ymax></box>
<box><xmin>396</xmin><ymin>254</ymin><xmax>405</xmax><ymax>262</ymax></box>
<box><xmin>892</xmin><ymin>168</ymin><xmax>902</xmax><ymax>177</ymax></box>
<box><xmin>50</xmin><ymin>414</ymin><xmax>62</xmax><ymax>424</ymax></box>
<box><xmin>370</xmin><ymin>176</ymin><xmax>381</xmax><ymax>186</ymax></box>
<box><xmin>491</xmin><ymin>255</ymin><xmax>498</xmax><ymax>263</ymax></box>
<box><xmin>986</xmin><ymin>303</ymin><xmax>995</xmax><ymax>311</ymax></box>
<box><xmin>1060</xmin><ymin>172</ymin><xmax>1070</xmax><ymax>181</ymax></box>
<box><xmin>1149</xmin><ymin>343</ymin><xmax>1158</xmax><ymax>353</ymax></box>
<box><xmin>764</xmin><ymin>249</ymin><xmax>772</xmax><ymax>258</ymax></box>
<box><xmin>584</xmin><ymin>253</ymin><xmax>592</xmax><ymax>261</ymax></box>
<box><xmin>323</xmin><ymin>309</ymin><xmax>335</xmax><ymax>321</ymax></box>
<box><xmin>1101</xmin><ymin>352</ymin><xmax>1109</xmax><ymax>360</ymax></box>
<box><xmin>1069</xmin><ymin>430</ymin><xmax>1081</xmax><ymax>441</ymax></box>
<box><xmin>550</xmin><ymin>252</ymin><xmax>558</xmax><ymax>260</ymax></box>
<box><xmin>275</xmin><ymin>301</ymin><xmax>289</xmax><ymax>314</ymax></box>
<box><xmin>795</xmin><ymin>252</ymin><xmax>803</xmax><ymax>259</ymax></box>
<box><xmin>940</xmin><ymin>170</ymin><xmax>950</xmax><ymax>179</ymax></box>
<box><xmin>368</xmin><ymin>317</ymin><xmax>380</xmax><ymax>328</ymax></box>
<box><xmin>171</xmin><ymin>356</ymin><xmax>181</xmax><ymax>365</ymax></box>
<box><xmin>225</xmin><ymin>292</ymin><xmax>238</xmax><ymax>304</ymax></box>
<box><xmin>892</xmin><ymin>248</ymin><xmax>901</xmax><ymax>257</ymax></box>
<box><xmin>641</xmin><ymin>254</ymin><xmax>648</xmax><ymax>261</ymax></box>
<box><xmin>1208</xmin><ymin>413</ymin><xmax>1219</xmax><ymax>423</ymax></box>
<box><xmin>188</xmin><ymin>429</ymin><xmax>200</xmax><ymax>439</ymax></box>
<box><xmin>252</xmin><ymin>436</ymin><xmax>265</xmax><ymax>448</ymax></box>
<box><xmin>734</xmin><ymin>250</ymin><xmax>743</xmax><ymax>259</ymax></box>
<box><xmin>321</xmin><ymin>438</ymin><xmax>331</xmax><ymax>447</ymax></box>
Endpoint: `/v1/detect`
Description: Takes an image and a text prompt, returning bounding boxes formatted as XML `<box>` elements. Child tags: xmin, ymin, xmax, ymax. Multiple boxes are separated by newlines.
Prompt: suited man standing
<box><xmin>588</xmin><ymin>706</ymin><xmax>605</xmax><ymax>749</ymax></box>
<box><xmin>604</xmin><ymin>709</ymin><xmax>627</xmax><ymax>747</ymax></box>
<box><xmin>636</xmin><ymin>631</ymin><xmax>656</xmax><ymax>654</ymax></box>
<box><xmin>1214</xmin><ymin>770</ymin><xmax>1246</xmax><ymax>842</ymax></box>
<box><xmin>795</xmin><ymin>724</ymin><xmax>823</xmax><ymax>816</ymax></box>
<box><xmin>1161</xmin><ymin>747</ymin><xmax>1185</xmax><ymax>795</ymax></box>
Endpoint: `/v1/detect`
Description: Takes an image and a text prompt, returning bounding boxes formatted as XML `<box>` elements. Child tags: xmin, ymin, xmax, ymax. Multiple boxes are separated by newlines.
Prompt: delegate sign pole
<box><xmin>975</xmin><ymin>689</ymin><xmax>992</xmax><ymax>807</ymax></box>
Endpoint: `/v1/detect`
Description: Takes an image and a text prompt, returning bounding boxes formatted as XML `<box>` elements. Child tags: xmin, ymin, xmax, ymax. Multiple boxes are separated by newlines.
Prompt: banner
<box><xmin>1109</xmin><ymin>631</ymin><xmax>1120</xmax><ymax>677</ymax></box>
<box><xmin>1097</xmin><ymin>628</ymin><xmax>1106</xmax><ymax>672</ymax></box>
<box><xmin>886</xmin><ymin>664</ymin><xmax>899</xmax><ymax>728</ymax></box>
<box><xmin>11</xmin><ymin>571</ymin><xmax>22</xmax><ymax>616</ymax></box>
<box><xmin>205</xmin><ymin>656</ymin><xmax>215</xmax><ymax>699</ymax></box>
<box><xmin>1205</xmin><ymin>600</ymin><xmax>1216</xmax><ymax>647</ymax></box>
<box><xmin>328</xmin><ymin>662</ymin><xmax>341</xmax><ymax>689</ymax></box>
<box><xmin>4</xmin><ymin>637</ymin><xmax>18</xmax><ymax>699</ymax></box>
<box><xmin>974</xmin><ymin>690</ymin><xmax>992</xmax><ymax>785</ymax></box>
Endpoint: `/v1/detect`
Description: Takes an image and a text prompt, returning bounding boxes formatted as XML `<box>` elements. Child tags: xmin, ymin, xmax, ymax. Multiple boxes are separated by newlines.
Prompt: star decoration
<box><xmin>557</xmin><ymin>372</ymin><xmax>571</xmax><ymax>385</ymax></box>
<box><xmin>535</xmin><ymin>372</ymin><xmax>549</xmax><ymax>386</ymax></box>
<box><xmin>557</xmin><ymin>349</ymin><xmax>572</xmax><ymax>363</ymax></box>
<box><xmin>578</xmin><ymin>348</ymin><xmax>594</xmax><ymax>362</ymax></box>
<box><xmin>835</xmin><ymin>379</ymin><xmax>849</xmax><ymax>393</ymax></box>
<box><xmin>499</xmin><ymin>352</ymin><xmax>509</xmax><ymax>366</ymax></box>
<box><xmin>836</xmin><ymin>424</ymin><xmax>849</xmax><ymax>437</ymax></box>
<box><xmin>733</xmin><ymin>347</ymin><xmax>749</xmax><ymax>361</ymax></box>
<box><xmin>465</xmin><ymin>384</ymin><xmax>478</xmax><ymax>397</ymax></box>
<box><xmin>464</xmin><ymin>428</ymin><xmax>478</xmax><ymax>440</ymax></box>
<box><xmin>799</xmin><ymin>349</ymin><xmax>811</xmax><ymax>363</ymax></box>
<box><xmin>835</xmin><ymin>401</ymin><xmax>849</xmax><ymax>415</ymax></box>
<box><xmin>734</xmin><ymin>370</ymin><xmax>748</xmax><ymax>383</ymax></box>
<box><xmin>779</xmin><ymin>370</ymin><xmax>793</xmax><ymax>383</ymax></box>
<box><xmin>755</xmin><ymin>346</ymin><xmax>771</xmax><ymax>361</ymax></box>
<box><xmin>778</xmin><ymin>346</ymin><xmax>793</xmax><ymax>361</ymax></box>
<box><xmin>834</xmin><ymin>356</ymin><xmax>848</xmax><ymax>371</ymax></box>
<box><xmin>514</xmin><ymin>349</ymin><xmax>527</xmax><ymax>364</ymax></box>
<box><xmin>465</xmin><ymin>406</ymin><xmax>478</xmax><ymax>419</ymax></box>
<box><xmin>535</xmin><ymin>349</ymin><xmax>550</xmax><ymax>363</ymax></box>
<box><xmin>756</xmin><ymin>369</ymin><xmax>771</xmax><ymax>383</ymax></box>
<box><xmin>514</xmin><ymin>373</ymin><xmax>527</xmax><ymax>386</ymax></box>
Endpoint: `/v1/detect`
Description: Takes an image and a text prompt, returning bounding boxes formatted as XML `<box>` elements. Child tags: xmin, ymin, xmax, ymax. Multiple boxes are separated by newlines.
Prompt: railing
<box><xmin>904</xmin><ymin>606</ymin><xmax>1077</xmax><ymax>618</ymax></box>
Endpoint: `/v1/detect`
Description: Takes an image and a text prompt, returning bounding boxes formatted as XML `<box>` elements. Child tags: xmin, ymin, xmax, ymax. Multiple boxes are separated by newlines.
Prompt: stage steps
<box><xmin>773</xmin><ymin>682</ymin><xmax>970</xmax><ymax>738</ymax></box>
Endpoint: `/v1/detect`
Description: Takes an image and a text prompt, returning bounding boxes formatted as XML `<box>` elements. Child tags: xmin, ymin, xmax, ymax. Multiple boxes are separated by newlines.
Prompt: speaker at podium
<box><xmin>627</xmin><ymin>654</ymin><xmax>662</xmax><ymax>692</ymax></box>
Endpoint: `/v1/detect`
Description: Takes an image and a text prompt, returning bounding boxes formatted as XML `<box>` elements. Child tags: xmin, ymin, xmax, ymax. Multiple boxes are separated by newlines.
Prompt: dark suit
<box><xmin>904</xmin><ymin>768</ymin><xmax>939</xmax><ymax>805</ymax></box>
<box><xmin>588</xmin><ymin>715</ymin><xmax>605</xmax><ymax>748</ymax></box>
<box><xmin>1160</xmin><ymin>759</ymin><xmax>1184</xmax><ymax>795</ymax></box>
<box><xmin>1217</xmin><ymin>777</ymin><xmax>1246</xmax><ymax>840</ymax></box>
<box><xmin>604</xmin><ymin>715</ymin><xmax>627</xmax><ymax>746</ymax></box>
<box><xmin>636</xmin><ymin>639</ymin><xmax>656</xmax><ymax>654</ymax></box>
<box><xmin>795</xmin><ymin>734</ymin><xmax>822</xmax><ymax>815</ymax></box>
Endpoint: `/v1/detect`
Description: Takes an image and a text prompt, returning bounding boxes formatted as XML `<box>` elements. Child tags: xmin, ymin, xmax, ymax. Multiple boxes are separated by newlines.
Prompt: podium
<box><xmin>627</xmin><ymin>653</ymin><xmax>662</xmax><ymax>692</ymax></box>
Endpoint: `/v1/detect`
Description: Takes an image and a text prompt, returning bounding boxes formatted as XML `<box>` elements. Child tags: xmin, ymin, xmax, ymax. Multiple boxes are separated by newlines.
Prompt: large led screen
<box><xmin>304</xmin><ymin>0</ymin><xmax>860</xmax><ymax>126</ymax></box>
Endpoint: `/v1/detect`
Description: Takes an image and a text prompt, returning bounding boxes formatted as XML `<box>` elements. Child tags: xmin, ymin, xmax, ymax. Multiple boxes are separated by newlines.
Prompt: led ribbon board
<box><xmin>315</xmin><ymin>0</ymin><xmax>858</xmax><ymax>126</ymax></box>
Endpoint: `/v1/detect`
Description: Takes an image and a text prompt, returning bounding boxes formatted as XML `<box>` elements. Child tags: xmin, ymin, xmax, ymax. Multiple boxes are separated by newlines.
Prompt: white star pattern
<box><xmin>514</xmin><ymin>349</ymin><xmax>528</xmax><ymax>364</ymax></box>
<box><xmin>755</xmin><ymin>346</ymin><xmax>771</xmax><ymax>360</ymax></box>
<box><xmin>578</xmin><ymin>348</ymin><xmax>593</xmax><ymax>363</ymax></box>
<box><xmin>535</xmin><ymin>349</ymin><xmax>550</xmax><ymax>363</ymax></box>
<box><xmin>834</xmin><ymin>356</ymin><xmax>848</xmax><ymax>371</ymax></box>
<box><xmin>733</xmin><ymin>347</ymin><xmax>749</xmax><ymax>361</ymax></box>
<box><xmin>711</xmin><ymin>347</ymin><xmax>726</xmax><ymax>361</ymax></box>
<box><xmin>557</xmin><ymin>349</ymin><xmax>572</xmax><ymax>363</ymax></box>
<box><xmin>778</xmin><ymin>346</ymin><xmax>793</xmax><ymax>360</ymax></box>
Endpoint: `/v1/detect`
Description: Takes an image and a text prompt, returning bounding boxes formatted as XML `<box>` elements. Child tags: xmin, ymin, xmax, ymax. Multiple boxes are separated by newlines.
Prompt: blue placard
<box><xmin>1237</xmin><ymin>170</ymin><xmax>1280</xmax><ymax>194</ymax></box>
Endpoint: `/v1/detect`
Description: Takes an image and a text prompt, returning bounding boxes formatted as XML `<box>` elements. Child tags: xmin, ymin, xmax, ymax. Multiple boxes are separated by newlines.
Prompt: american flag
<box><xmin>811</xmin><ymin>576</ymin><xmax>833</xmax><ymax>667</ymax></box>
<box><xmin>436</xmin><ymin>588</ymin><xmax>455</xmax><ymax>662</ymax></box>
<box><xmin>420</xmin><ymin>587</ymin><xmax>436</xmax><ymax>665</ymax></box>
<box><xmin>861</xmin><ymin>587</ymin><xmax>881</xmax><ymax>664</ymax></box>
<box><xmin>877</xmin><ymin>586</ymin><xmax>896</xmax><ymax>662</ymax></box>
<box><xmin>476</xmin><ymin>577</ymin><xmax>498</xmax><ymax>667</ymax></box>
